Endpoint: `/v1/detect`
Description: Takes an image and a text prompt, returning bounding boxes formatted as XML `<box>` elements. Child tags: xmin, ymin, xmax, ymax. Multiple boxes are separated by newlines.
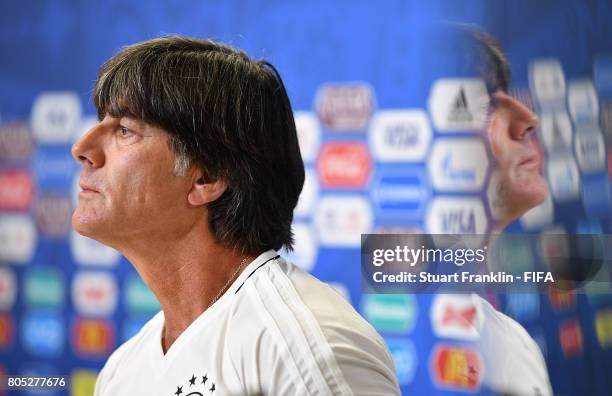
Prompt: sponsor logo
<box><xmin>539</xmin><ymin>111</ymin><xmax>573</xmax><ymax>153</ymax></box>
<box><xmin>369</xmin><ymin>109</ymin><xmax>432</xmax><ymax>162</ymax></box>
<box><xmin>71</xmin><ymin>318</ymin><xmax>115</xmax><ymax>357</ymax></box>
<box><xmin>559</xmin><ymin>319</ymin><xmax>583</xmax><ymax>357</ymax></box>
<box><xmin>72</xmin><ymin>272</ymin><xmax>118</xmax><ymax>317</ymax></box>
<box><xmin>548</xmin><ymin>288</ymin><xmax>576</xmax><ymax>311</ymax></box>
<box><xmin>0</xmin><ymin>121</ymin><xmax>33</xmax><ymax>161</ymax></box>
<box><xmin>317</xmin><ymin>142</ymin><xmax>371</xmax><ymax>188</ymax></box>
<box><xmin>568</xmin><ymin>79</ymin><xmax>599</xmax><ymax>122</ymax></box>
<box><xmin>529</xmin><ymin>59</ymin><xmax>566</xmax><ymax>106</ymax></box>
<box><xmin>426</xmin><ymin>197</ymin><xmax>487</xmax><ymax>234</ymax></box>
<box><xmin>546</xmin><ymin>154</ymin><xmax>580</xmax><ymax>202</ymax></box>
<box><xmin>70</xmin><ymin>229</ymin><xmax>120</xmax><ymax>267</ymax></box>
<box><xmin>574</xmin><ymin>127</ymin><xmax>606</xmax><ymax>173</ymax></box>
<box><xmin>428</xmin><ymin>138</ymin><xmax>488</xmax><ymax>191</ymax></box>
<box><xmin>505</xmin><ymin>293</ymin><xmax>540</xmax><ymax>322</ymax></box>
<box><xmin>71</xmin><ymin>370</ymin><xmax>98</xmax><ymax>396</ymax></box>
<box><xmin>34</xmin><ymin>194</ymin><xmax>72</xmax><ymax>238</ymax></box>
<box><xmin>283</xmin><ymin>223</ymin><xmax>317</xmax><ymax>272</ymax></box>
<box><xmin>430</xmin><ymin>294</ymin><xmax>482</xmax><ymax>340</ymax></box>
<box><xmin>0</xmin><ymin>215</ymin><xmax>37</xmax><ymax>264</ymax></box>
<box><xmin>294</xmin><ymin>167</ymin><xmax>319</xmax><ymax>218</ymax></box>
<box><xmin>428</xmin><ymin>78</ymin><xmax>489</xmax><ymax>132</ymax></box>
<box><xmin>30</xmin><ymin>92</ymin><xmax>82</xmax><ymax>144</ymax></box>
<box><xmin>24</xmin><ymin>267</ymin><xmax>64</xmax><ymax>309</ymax></box>
<box><xmin>124</xmin><ymin>275</ymin><xmax>161</xmax><ymax>314</ymax></box>
<box><xmin>385</xmin><ymin>338</ymin><xmax>417</xmax><ymax>386</ymax></box>
<box><xmin>121</xmin><ymin>316</ymin><xmax>150</xmax><ymax>342</ymax></box>
<box><xmin>315</xmin><ymin>83</ymin><xmax>375</xmax><ymax>131</ymax></box>
<box><xmin>0</xmin><ymin>169</ymin><xmax>34</xmax><ymax>211</ymax></box>
<box><xmin>294</xmin><ymin>112</ymin><xmax>321</xmax><ymax>163</ymax></box>
<box><xmin>313</xmin><ymin>195</ymin><xmax>372</xmax><ymax>247</ymax></box>
<box><xmin>431</xmin><ymin>344</ymin><xmax>482</xmax><ymax>391</ymax></box>
<box><xmin>362</xmin><ymin>294</ymin><xmax>418</xmax><ymax>334</ymax></box>
<box><xmin>32</xmin><ymin>147</ymin><xmax>76</xmax><ymax>189</ymax></box>
<box><xmin>0</xmin><ymin>313</ymin><xmax>13</xmax><ymax>350</ymax></box>
<box><xmin>595</xmin><ymin>309</ymin><xmax>612</xmax><ymax>349</ymax></box>
<box><xmin>519</xmin><ymin>193</ymin><xmax>554</xmax><ymax>230</ymax></box>
<box><xmin>371</xmin><ymin>169</ymin><xmax>428</xmax><ymax>221</ymax></box>
<box><xmin>21</xmin><ymin>312</ymin><xmax>64</xmax><ymax>357</ymax></box>
<box><xmin>0</xmin><ymin>267</ymin><xmax>17</xmax><ymax>310</ymax></box>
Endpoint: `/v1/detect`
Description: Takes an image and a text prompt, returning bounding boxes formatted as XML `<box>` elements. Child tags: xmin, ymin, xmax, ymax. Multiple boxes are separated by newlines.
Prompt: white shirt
<box><xmin>476</xmin><ymin>295</ymin><xmax>553</xmax><ymax>396</ymax></box>
<box><xmin>94</xmin><ymin>250</ymin><xmax>401</xmax><ymax>396</ymax></box>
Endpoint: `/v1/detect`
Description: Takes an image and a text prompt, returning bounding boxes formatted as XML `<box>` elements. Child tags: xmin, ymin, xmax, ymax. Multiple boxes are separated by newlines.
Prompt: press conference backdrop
<box><xmin>1</xmin><ymin>1</ymin><xmax>611</xmax><ymax>395</ymax></box>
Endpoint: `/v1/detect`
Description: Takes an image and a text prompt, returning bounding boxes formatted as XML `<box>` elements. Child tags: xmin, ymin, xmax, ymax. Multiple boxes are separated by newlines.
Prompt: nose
<box><xmin>504</xmin><ymin>94</ymin><xmax>539</xmax><ymax>141</ymax></box>
<box><xmin>72</xmin><ymin>122</ymin><xmax>105</xmax><ymax>168</ymax></box>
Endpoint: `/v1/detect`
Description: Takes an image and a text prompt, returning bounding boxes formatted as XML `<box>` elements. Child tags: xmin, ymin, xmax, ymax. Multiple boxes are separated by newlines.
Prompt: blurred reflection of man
<box><xmin>478</xmin><ymin>30</ymin><xmax>548</xmax><ymax>230</ymax></box>
<box><xmin>468</xmin><ymin>30</ymin><xmax>552</xmax><ymax>396</ymax></box>
<box><xmin>72</xmin><ymin>36</ymin><xmax>400</xmax><ymax>396</ymax></box>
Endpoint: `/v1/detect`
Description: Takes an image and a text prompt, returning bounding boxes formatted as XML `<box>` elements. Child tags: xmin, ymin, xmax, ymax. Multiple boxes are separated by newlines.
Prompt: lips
<box><xmin>519</xmin><ymin>136</ymin><xmax>545</xmax><ymax>172</ymax></box>
<box><xmin>79</xmin><ymin>181</ymin><xmax>100</xmax><ymax>193</ymax></box>
<box><xmin>518</xmin><ymin>152</ymin><xmax>541</xmax><ymax>170</ymax></box>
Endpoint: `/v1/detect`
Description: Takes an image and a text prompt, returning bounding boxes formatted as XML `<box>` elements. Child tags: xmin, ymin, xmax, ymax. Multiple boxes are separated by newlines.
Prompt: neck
<box><xmin>118</xmin><ymin>221</ymin><xmax>258</xmax><ymax>354</ymax></box>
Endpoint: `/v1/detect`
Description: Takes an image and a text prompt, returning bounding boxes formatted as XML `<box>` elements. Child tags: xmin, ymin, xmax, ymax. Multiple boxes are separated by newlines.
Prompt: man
<box><xmin>475</xmin><ymin>30</ymin><xmax>548</xmax><ymax>230</ymax></box>
<box><xmin>466</xmin><ymin>29</ymin><xmax>552</xmax><ymax>395</ymax></box>
<box><xmin>72</xmin><ymin>36</ymin><xmax>400</xmax><ymax>395</ymax></box>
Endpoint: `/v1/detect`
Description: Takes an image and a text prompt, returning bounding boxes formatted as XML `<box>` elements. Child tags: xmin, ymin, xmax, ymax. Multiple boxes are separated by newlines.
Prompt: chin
<box><xmin>72</xmin><ymin>211</ymin><xmax>109</xmax><ymax>243</ymax></box>
<box><xmin>493</xmin><ymin>173</ymin><xmax>549</xmax><ymax>228</ymax></box>
<box><xmin>509</xmin><ymin>177</ymin><xmax>549</xmax><ymax>219</ymax></box>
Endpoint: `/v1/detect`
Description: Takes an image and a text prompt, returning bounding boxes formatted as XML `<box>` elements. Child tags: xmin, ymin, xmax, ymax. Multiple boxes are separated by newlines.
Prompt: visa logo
<box><xmin>384</xmin><ymin>124</ymin><xmax>419</xmax><ymax>147</ymax></box>
<box><xmin>442</xmin><ymin>210</ymin><xmax>476</xmax><ymax>233</ymax></box>
<box><xmin>370</xmin><ymin>110</ymin><xmax>431</xmax><ymax>162</ymax></box>
<box><xmin>426</xmin><ymin>198</ymin><xmax>486</xmax><ymax>234</ymax></box>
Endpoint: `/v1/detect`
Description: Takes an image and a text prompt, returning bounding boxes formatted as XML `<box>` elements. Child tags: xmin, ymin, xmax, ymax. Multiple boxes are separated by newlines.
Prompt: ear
<box><xmin>188</xmin><ymin>171</ymin><xmax>227</xmax><ymax>206</ymax></box>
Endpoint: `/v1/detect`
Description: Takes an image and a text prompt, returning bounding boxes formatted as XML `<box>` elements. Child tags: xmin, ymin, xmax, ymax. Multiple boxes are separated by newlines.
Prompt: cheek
<box><xmin>488</xmin><ymin>116</ymin><xmax>506</xmax><ymax>159</ymax></box>
<box><xmin>115</xmin><ymin>155</ymin><xmax>185</xmax><ymax>212</ymax></box>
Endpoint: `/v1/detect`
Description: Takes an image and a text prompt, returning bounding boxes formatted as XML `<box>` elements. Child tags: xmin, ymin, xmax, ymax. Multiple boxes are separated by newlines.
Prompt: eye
<box><xmin>115</xmin><ymin>125</ymin><xmax>142</xmax><ymax>146</ymax></box>
<box><xmin>118</xmin><ymin>126</ymin><xmax>132</xmax><ymax>137</ymax></box>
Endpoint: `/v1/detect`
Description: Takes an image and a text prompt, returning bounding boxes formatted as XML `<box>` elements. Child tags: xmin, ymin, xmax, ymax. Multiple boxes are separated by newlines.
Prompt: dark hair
<box><xmin>467</xmin><ymin>28</ymin><xmax>511</xmax><ymax>93</ymax></box>
<box><xmin>93</xmin><ymin>36</ymin><xmax>304</xmax><ymax>255</ymax></box>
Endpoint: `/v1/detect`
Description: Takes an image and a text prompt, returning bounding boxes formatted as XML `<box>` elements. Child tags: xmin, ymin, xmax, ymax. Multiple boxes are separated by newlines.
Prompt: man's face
<box><xmin>71</xmin><ymin>115</ymin><xmax>194</xmax><ymax>248</ymax></box>
<box><xmin>487</xmin><ymin>91</ymin><xmax>548</xmax><ymax>224</ymax></box>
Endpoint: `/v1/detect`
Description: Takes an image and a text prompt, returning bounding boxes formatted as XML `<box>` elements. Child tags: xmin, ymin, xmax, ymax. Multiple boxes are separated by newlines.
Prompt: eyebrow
<box><xmin>119</xmin><ymin>117</ymin><xmax>146</xmax><ymax>130</ymax></box>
